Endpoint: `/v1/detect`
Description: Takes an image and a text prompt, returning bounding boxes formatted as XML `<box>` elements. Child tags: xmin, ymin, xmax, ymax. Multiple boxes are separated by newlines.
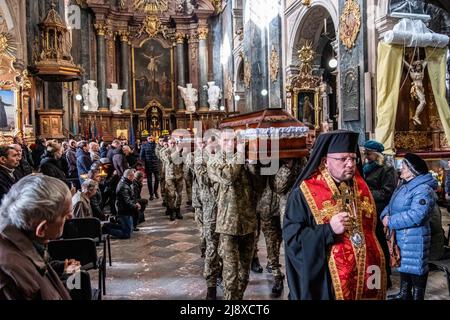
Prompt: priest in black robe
<box><xmin>283</xmin><ymin>130</ymin><xmax>386</xmax><ymax>300</ymax></box>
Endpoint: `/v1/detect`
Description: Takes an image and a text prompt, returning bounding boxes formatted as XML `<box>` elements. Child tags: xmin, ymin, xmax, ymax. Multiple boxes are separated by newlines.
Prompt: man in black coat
<box><xmin>108</xmin><ymin>169</ymin><xmax>140</xmax><ymax>239</ymax></box>
<box><xmin>10</xmin><ymin>144</ymin><xmax>32</xmax><ymax>179</ymax></box>
<box><xmin>140</xmin><ymin>136</ymin><xmax>159</xmax><ymax>200</ymax></box>
<box><xmin>133</xmin><ymin>171</ymin><xmax>148</xmax><ymax>230</ymax></box>
<box><xmin>0</xmin><ymin>146</ymin><xmax>20</xmax><ymax>205</ymax></box>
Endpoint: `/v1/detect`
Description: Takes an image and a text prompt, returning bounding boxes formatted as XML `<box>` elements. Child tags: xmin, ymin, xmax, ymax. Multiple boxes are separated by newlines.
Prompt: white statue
<box><xmin>207</xmin><ymin>81</ymin><xmax>222</xmax><ymax>111</ymax></box>
<box><xmin>403</xmin><ymin>59</ymin><xmax>427</xmax><ymax>125</ymax></box>
<box><xmin>107</xmin><ymin>83</ymin><xmax>127</xmax><ymax>113</ymax></box>
<box><xmin>178</xmin><ymin>83</ymin><xmax>198</xmax><ymax>113</ymax></box>
<box><xmin>82</xmin><ymin>80</ymin><xmax>99</xmax><ymax>112</ymax></box>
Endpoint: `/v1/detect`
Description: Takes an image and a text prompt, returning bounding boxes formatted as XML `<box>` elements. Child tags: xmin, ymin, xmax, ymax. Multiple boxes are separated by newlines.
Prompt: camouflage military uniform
<box><xmin>161</xmin><ymin>147</ymin><xmax>184</xmax><ymax>215</ymax></box>
<box><xmin>184</xmin><ymin>162</ymin><xmax>193</xmax><ymax>206</ymax></box>
<box><xmin>185</xmin><ymin>150</ymin><xmax>206</xmax><ymax>255</ymax></box>
<box><xmin>191</xmin><ymin>149</ymin><xmax>220</xmax><ymax>288</ymax></box>
<box><xmin>207</xmin><ymin>152</ymin><xmax>257</xmax><ymax>300</ymax></box>
<box><xmin>273</xmin><ymin>158</ymin><xmax>305</xmax><ymax>226</ymax></box>
<box><xmin>257</xmin><ymin>177</ymin><xmax>282</xmax><ymax>278</ymax></box>
<box><xmin>156</xmin><ymin>144</ymin><xmax>167</xmax><ymax>207</ymax></box>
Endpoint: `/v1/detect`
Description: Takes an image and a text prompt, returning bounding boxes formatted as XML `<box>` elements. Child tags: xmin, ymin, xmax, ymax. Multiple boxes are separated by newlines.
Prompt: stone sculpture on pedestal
<box><xmin>178</xmin><ymin>83</ymin><xmax>198</xmax><ymax>113</ymax></box>
<box><xmin>82</xmin><ymin>80</ymin><xmax>99</xmax><ymax>112</ymax></box>
<box><xmin>207</xmin><ymin>81</ymin><xmax>222</xmax><ymax>111</ymax></box>
<box><xmin>107</xmin><ymin>83</ymin><xmax>127</xmax><ymax>113</ymax></box>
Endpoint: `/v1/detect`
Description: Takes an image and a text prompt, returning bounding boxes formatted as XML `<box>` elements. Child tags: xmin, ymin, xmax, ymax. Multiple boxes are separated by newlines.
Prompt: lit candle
<box><xmin>324</xmin><ymin>18</ymin><xmax>327</xmax><ymax>35</ymax></box>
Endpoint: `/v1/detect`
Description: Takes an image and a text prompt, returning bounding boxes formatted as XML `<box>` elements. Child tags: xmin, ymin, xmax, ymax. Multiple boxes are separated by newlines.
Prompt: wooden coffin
<box><xmin>219</xmin><ymin>108</ymin><xmax>309</xmax><ymax>160</ymax></box>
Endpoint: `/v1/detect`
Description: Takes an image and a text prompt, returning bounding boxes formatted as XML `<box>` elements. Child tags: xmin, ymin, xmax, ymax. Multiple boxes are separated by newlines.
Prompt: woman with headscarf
<box><xmin>381</xmin><ymin>153</ymin><xmax>436</xmax><ymax>300</ymax></box>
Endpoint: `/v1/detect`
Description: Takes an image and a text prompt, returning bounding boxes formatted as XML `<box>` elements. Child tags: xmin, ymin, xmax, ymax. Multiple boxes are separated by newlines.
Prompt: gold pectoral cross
<box><xmin>332</xmin><ymin>183</ymin><xmax>363</xmax><ymax>248</ymax></box>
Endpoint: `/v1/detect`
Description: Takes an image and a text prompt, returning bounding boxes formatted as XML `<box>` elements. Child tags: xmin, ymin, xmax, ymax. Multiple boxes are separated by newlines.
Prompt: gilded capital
<box><xmin>175</xmin><ymin>32</ymin><xmax>186</xmax><ymax>44</ymax></box>
<box><xmin>117</xmin><ymin>30</ymin><xmax>131</xmax><ymax>42</ymax></box>
<box><xmin>198</xmin><ymin>27</ymin><xmax>208</xmax><ymax>40</ymax></box>
<box><xmin>94</xmin><ymin>23</ymin><xmax>107</xmax><ymax>36</ymax></box>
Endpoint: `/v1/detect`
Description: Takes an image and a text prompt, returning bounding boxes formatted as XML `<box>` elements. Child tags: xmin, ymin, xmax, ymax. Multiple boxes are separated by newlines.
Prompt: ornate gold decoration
<box><xmin>210</xmin><ymin>0</ymin><xmax>223</xmax><ymax>14</ymax></box>
<box><xmin>198</xmin><ymin>27</ymin><xmax>208</xmax><ymax>40</ymax></box>
<box><xmin>117</xmin><ymin>30</ymin><xmax>130</xmax><ymax>42</ymax></box>
<box><xmin>301</xmin><ymin>0</ymin><xmax>312</xmax><ymax>6</ymax></box>
<box><xmin>18</xmin><ymin>69</ymin><xmax>32</xmax><ymax>90</ymax></box>
<box><xmin>134</xmin><ymin>0</ymin><xmax>169</xmax><ymax>13</ymax></box>
<box><xmin>94</xmin><ymin>23</ymin><xmax>107</xmax><ymax>36</ymax></box>
<box><xmin>394</xmin><ymin>131</ymin><xmax>431</xmax><ymax>151</ymax></box>
<box><xmin>139</xmin><ymin>15</ymin><xmax>166</xmax><ymax>38</ymax></box>
<box><xmin>269</xmin><ymin>46</ymin><xmax>279</xmax><ymax>83</ymax></box>
<box><xmin>0</xmin><ymin>32</ymin><xmax>15</xmax><ymax>57</ymax></box>
<box><xmin>243</xmin><ymin>58</ymin><xmax>251</xmax><ymax>89</ymax></box>
<box><xmin>225</xmin><ymin>76</ymin><xmax>233</xmax><ymax>102</ymax></box>
<box><xmin>33</xmin><ymin>2</ymin><xmax>81</xmax><ymax>81</ymax></box>
<box><xmin>440</xmin><ymin>133</ymin><xmax>449</xmax><ymax>149</ymax></box>
<box><xmin>288</xmin><ymin>41</ymin><xmax>321</xmax><ymax>91</ymax></box>
<box><xmin>175</xmin><ymin>32</ymin><xmax>185</xmax><ymax>44</ymax></box>
<box><xmin>339</xmin><ymin>0</ymin><xmax>361</xmax><ymax>50</ymax></box>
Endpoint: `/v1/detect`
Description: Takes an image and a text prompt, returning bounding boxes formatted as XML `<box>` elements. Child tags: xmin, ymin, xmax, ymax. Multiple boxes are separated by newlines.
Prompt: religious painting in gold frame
<box><xmin>132</xmin><ymin>37</ymin><xmax>175</xmax><ymax>110</ymax></box>
<box><xmin>292</xmin><ymin>88</ymin><xmax>320</xmax><ymax>129</ymax></box>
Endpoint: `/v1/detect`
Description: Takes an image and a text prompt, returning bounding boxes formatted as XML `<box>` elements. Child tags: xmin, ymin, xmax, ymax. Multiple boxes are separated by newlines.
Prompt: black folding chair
<box><xmin>63</xmin><ymin>217</ymin><xmax>112</xmax><ymax>266</ymax></box>
<box><xmin>62</xmin><ymin>218</ymin><xmax>110</xmax><ymax>294</ymax></box>
<box><xmin>48</xmin><ymin>238</ymin><xmax>104</xmax><ymax>298</ymax></box>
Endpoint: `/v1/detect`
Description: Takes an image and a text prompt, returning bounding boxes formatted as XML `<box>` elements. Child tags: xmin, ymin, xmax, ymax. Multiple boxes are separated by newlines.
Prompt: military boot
<box><xmin>206</xmin><ymin>287</ymin><xmax>217</xmax><ymax>300</ymax></box>
<box><xmin>169</xmin><ymin>209</ymin><xmax>176</xmax><ymax>221</ymax></box>
<box><xmin>251</xmin><ymin>256</ymin><xmax>263</xmax><ymax>273</ymax></box>
<box><xmin>165</xmin><ymin>207</ymin><xmax>170</xmax><ymax>216</ymax></box>
<box><xmin>175</xmin><ymin>208</ymin><xmax>183</xmax><ymax>220</ymax></box>
<box><xmin>412</xmin><ymin>286</ymin><xmax>426</xmax><ymax>300</ymax></box>
<box><xmin>272</xmin><ymin>275</ymin><xmax>284</xmax><ymax>298</ymax></box>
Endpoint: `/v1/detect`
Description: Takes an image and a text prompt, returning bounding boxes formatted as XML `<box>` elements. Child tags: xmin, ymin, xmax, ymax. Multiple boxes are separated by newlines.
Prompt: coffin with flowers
<box><xmin>219</xmin><ymin>108</ymin><xmax>309</xmax><ymax>160</ymax></box>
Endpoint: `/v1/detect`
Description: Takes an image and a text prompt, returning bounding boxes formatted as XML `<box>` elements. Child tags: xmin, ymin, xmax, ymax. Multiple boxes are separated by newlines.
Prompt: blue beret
<box><xmin>364</xmin><ymin>140</ymin><xmax>384</xmax><ymax>153</ymax></box>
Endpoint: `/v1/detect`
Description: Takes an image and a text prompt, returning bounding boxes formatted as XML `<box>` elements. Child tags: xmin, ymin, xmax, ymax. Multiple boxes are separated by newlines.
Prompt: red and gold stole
<box><xmin>300</xmin><ymin>164</ymin><xmax>386</xmax><ymax>300</ymax></box>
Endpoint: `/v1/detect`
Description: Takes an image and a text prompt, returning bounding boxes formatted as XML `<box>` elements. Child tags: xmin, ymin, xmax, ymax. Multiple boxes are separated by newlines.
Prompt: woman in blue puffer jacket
<box><xmin>381</xmin><ymin>153</ymin><xmax>437</xmax><ymax>300</ymax></box>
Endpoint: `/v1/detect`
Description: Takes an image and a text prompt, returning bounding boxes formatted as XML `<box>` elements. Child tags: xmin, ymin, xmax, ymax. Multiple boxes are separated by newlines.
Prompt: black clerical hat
<box><xmin>291</xmin><ymin>130</ymin><xmax>362</xmax><ymax>189</ymax></box>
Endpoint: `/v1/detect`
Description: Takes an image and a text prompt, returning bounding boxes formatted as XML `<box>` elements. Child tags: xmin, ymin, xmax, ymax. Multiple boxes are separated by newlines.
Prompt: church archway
<box><xmin>287</xmin><ymin>1</ymin><xmax>339</xmax><ymax>129</ymax></box>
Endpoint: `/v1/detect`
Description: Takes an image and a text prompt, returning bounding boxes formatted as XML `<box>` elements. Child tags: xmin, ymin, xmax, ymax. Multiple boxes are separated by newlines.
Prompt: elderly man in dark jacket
<box><xmin>140</xmin><ymin>136</ymin><xmax>159</xmax><ymax>200</ymax></box>
<box><xmin>362</xmin><ymin>140</ymin><xmax>397</xmax><ymax>288</ymax></box>
<box><xmin>0</xmin><ymin>146</ymin><xmax>20</xmax><ymax>205</ymax></box>
<box><xmin>0</xmin><ymin>175</ymin><xmax>72</xmax><ymax>300</ymax></box>
<box><xmin>109</xmin><ymin>169</ymin><xmax>140</xmax><ymax>239</ymax></box>
<box><xmin>76</xmin><ymin>141</ymin><xmax>92</xmax><ymax>184</ymax></box>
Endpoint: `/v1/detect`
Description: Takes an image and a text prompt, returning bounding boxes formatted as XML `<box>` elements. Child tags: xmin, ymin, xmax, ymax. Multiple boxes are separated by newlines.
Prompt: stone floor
<box><xmin>100</xmin><ymin>182</ymin><xmax>450</xmax><ymax>300</ymax></box>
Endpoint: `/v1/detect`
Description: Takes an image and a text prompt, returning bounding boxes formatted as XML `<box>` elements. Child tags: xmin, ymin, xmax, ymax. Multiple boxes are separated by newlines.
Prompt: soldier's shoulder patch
<box><xmin>419</xmin><ymin>199</ymin><xmax>427</xmax><ymax>205</ymax></box>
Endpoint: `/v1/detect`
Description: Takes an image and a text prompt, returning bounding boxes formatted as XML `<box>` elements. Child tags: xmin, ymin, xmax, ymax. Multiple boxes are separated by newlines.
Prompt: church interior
<box><xmin>0</xmin><ymin>0</ymin><xmax>450</xmax><ymax>302</ymax></box>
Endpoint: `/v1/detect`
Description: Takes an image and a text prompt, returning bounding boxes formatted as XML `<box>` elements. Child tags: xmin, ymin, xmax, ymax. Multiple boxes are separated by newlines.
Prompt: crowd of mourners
<box><xmin>0</xmin><ymin>132</ymin><xmax>449</xmax><ymax>300</ymax></box>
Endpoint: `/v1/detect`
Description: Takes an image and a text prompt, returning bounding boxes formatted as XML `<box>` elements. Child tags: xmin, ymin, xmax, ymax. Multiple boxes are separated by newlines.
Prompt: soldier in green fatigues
<box><xmin>207</xmin><ymin>131</ymin><xmax>257</xmax><ymax>300</ymax></box>
<box><xmin>257</xmin><ymin>175</ymin><xmax>284</xmax><ymax>297</ymax></box>
<box><xmin>273</xmin><ymin>158</ymin><xmax>305</xmax><ymax>226</ymax></box>
<box><xmin>160</xmin><ymin>138</ymin><xmax>184</xmax><ymax>220</ymax></box>
<box><xmin>185</xmin><ymin>138</ymin><xmax>207</xmax><ymax>257</ymax></box>
<box><xmin>156</xmin><ymin>137</ymin><xmax>168</xmax><ymax>211</ymax></box>
<box><xmin>190</xmin><ymin>137</ymin><xmax>221</xmax><ymax>299</ymax></box>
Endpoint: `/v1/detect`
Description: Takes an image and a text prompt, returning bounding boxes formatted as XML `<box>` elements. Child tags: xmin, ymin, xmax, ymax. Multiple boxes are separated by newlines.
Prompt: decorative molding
<box><xmin>339</xmin><ymin>0</ymin><xmax>361</xmax><ymax>50</ymax></box>
<box><xmin>94</xmin><ymin>23</ymin><xmax>107</xmax><ymax>36</ymax></box>
<box><xmin>270</xmin><ymin>46</ymin><xmax>279</xmax><ymax>83</ymax></box>
<box><xmin>175</xmin><ymin>32</ymin><xmax>186</xmax><ymax>44</ymax></box>
<box><xmin>198</xmin><ymin>27</ymin><xmax>208</xmax><ymax>40</ymax></box>
<box><xmin>117</xmin><ymin>29</ymin><xmax>130</xmax><ymax>42</ymax></box>
<box><xmin>243</xmin><ymin>57</ymin><xmax>251</xmax><ymax>89</ymax></box>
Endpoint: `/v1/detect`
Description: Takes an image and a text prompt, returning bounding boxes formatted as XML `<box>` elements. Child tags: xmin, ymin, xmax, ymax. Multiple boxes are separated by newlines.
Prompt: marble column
<box><xmin>94</xmin><ymin>23</ymin><xmax>108</xmax><ymax>110</ymax></box>
<box><xmin>118</xmin><ymin>30</ymin><xmax>131</xmax><ymax>110</ymax></box>
<box><xmin>176</xmin><ymin>32</ymin><xmax>186</xmax><ymax>111</ymax></box>
<box><xmin>198</xmin><ymin>26</ymin><xmax>209</xmax><ymax>110</ymax></box>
